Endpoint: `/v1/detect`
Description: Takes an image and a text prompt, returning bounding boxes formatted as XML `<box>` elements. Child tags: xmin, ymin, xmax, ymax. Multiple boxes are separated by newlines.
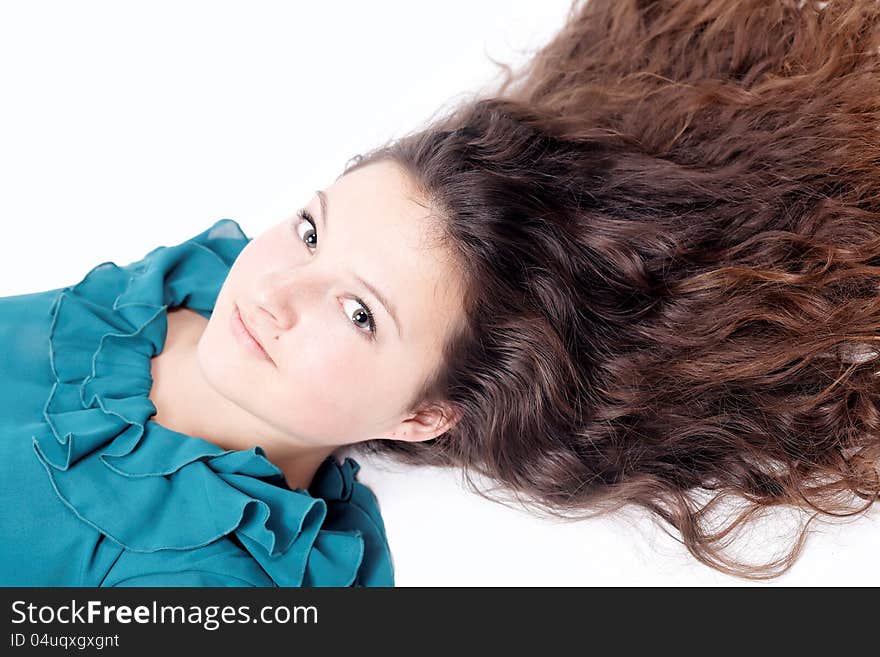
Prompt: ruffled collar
<box><xmin>30</xmin><ymin>219</ymin><xmax>393</xmax><ymax>587</ymax></box>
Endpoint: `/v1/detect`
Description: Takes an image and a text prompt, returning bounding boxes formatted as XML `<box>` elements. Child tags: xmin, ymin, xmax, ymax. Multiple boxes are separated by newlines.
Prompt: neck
<box><xmin>148</xmin><ymin>307</ymin><xmax>338</xmax><ymax>490</ymax></box>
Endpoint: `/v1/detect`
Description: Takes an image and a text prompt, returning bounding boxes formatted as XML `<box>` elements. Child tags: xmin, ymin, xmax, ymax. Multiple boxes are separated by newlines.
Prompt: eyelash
<box><xmin>293</xmin><ymin>208</ymin><xmax>378</xmax><ymax>341</ymax></box>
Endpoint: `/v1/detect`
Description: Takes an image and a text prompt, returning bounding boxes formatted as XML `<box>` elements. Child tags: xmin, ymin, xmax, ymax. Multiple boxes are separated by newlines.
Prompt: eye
<box><xmin>292</xmin><ymin>208</ymin><xmax>378</xmax><ymax>341</ymax></box>
<box><xmin>294</xmin><ymin>208</ymin><xmax>318</xmax><ymax>251</ymax></box>
<box><xmin>342</xmin><ymin>298</ymin><xmax>377</xmax><ymax>338</ymax></box>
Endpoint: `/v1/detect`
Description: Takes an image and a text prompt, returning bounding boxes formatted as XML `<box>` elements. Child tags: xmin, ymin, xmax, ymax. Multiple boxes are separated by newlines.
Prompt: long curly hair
<box><xmin>348</xmin><ymin>0</ymin><xmax>880</xmax><ymax>579</ymax></box>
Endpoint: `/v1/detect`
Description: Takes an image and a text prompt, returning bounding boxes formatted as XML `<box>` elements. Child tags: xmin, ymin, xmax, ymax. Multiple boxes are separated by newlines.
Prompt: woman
<box><xmin>3</xmin><ymin>0</ymin><xmax>880</xmax><ymax>585</ymax></box>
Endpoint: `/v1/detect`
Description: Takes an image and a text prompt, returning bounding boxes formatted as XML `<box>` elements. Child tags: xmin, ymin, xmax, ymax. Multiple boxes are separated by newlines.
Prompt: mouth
<box><xmin>231</xmin><ymin>304</ymin><xmax>275</xmax><ymax>365</ymax></box>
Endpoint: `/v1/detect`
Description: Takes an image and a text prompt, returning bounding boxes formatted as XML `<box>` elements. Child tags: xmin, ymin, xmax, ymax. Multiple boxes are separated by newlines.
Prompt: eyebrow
<box><xmin>315</xmin><ymin>189</ymin><xmax>402</xmax><ymax>340</ymax></box>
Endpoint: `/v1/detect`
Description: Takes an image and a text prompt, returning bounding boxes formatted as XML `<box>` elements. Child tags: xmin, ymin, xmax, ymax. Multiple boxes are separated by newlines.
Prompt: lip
<box><xmin>231</xmin><ymin>304</ymin><xmax>274</xmax><ymax>365</ymax></box>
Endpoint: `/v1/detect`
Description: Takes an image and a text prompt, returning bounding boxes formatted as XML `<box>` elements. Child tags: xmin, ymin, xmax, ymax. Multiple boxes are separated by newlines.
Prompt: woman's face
<box><xmin>198</xmin><ymin>159</ymin><xmax>465</xmax><ymax>448</ymax></box>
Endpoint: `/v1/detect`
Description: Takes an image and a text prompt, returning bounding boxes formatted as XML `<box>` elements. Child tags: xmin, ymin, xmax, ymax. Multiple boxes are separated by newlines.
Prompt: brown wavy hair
<box><xmin>347</xmin><ymin>0</ymin><xmax>880</xmax><ymax>579</ymax></box>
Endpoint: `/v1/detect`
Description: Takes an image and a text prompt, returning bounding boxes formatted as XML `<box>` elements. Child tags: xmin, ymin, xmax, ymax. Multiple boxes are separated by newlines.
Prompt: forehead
<box><xmin>330</xmin><ymin>160</ymin><xmax>432</xmax><ymax>234</ymax></box>
<box><xmin>324</xmin><ymin>160</ymin><xmax>464</xmax><ymax>348</ymax></box>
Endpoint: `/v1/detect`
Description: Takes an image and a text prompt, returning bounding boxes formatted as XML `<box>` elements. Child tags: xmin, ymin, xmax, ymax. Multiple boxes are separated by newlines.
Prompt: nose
<box><xmin>254</xmin><ymin>268</ymin><xmax>321</xmax><ymax>333</ymax></box>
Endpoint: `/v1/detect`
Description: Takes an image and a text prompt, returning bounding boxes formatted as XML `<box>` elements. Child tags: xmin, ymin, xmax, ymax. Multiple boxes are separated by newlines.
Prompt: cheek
<box><xmin>240</xmin><ymin>228</ymin><xmax>296</xmax><ymax>269</ymax></box>
<box><xmin>237</xmin><ymin>219</ymin><xmax>301</xmax><ymax>263</ymax></box>
<box><xmin>302</xmin><ymin>341</ymin><xmax>414</xmax><ymax>419</ymax></box>
<box><xmin>290</xmin><ymin>326</ymin><xmax>360</xmax><ymax>384</ymax></box>
<box><xmin>278</xmin><ymin>344</ymin><xmax>373</xmax><ymax>432</ymax></box>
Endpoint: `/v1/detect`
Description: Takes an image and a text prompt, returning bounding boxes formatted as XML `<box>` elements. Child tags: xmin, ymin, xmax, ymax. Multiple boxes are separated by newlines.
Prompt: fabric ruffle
<box><xmin>30</xmin><ymin>219</ymin><xmax>393</xmax><ymax>587</ymax></box>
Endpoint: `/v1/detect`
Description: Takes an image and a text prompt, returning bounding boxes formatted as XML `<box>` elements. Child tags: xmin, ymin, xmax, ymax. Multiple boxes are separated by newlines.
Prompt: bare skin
<box><xmin>148</xmin><ymin>160</ymin><xmax>466</xmax><ymax>490</ymax></box>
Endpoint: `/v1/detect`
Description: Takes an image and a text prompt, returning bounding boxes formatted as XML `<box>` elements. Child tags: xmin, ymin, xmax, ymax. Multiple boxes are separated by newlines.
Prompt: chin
<box><xmin>193</xmin><ymin>336</ymin><xmax>224</xmax><ymax>387</ymax></box>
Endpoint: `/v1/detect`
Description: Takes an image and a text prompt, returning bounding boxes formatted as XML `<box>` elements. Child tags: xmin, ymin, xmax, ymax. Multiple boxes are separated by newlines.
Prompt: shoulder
<box><xmin>102</xmin><ymin>536</ymin><xmax>275</xmax><ymax>587</ymax></box>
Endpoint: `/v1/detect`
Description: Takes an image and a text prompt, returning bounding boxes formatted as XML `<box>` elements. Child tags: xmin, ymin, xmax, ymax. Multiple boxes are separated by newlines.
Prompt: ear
<box><xmin>386</xmin><ymin>402</ymin><xmax>462</xmax><ymax>443</ymax></box>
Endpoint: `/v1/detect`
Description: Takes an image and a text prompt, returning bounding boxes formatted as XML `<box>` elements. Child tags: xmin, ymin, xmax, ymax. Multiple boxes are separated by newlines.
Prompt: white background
<box><xmin>1</xmin><ymin>0</ymin><xmax>876</xmax><ymax>585</ymax></box>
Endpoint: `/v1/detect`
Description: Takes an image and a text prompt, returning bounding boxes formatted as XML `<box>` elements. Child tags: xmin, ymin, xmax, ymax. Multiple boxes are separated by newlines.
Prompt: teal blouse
<box><xmin>0</xmin><ymin>219</ymin><xmax>395</xmax><ymax>587</ymax></box>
